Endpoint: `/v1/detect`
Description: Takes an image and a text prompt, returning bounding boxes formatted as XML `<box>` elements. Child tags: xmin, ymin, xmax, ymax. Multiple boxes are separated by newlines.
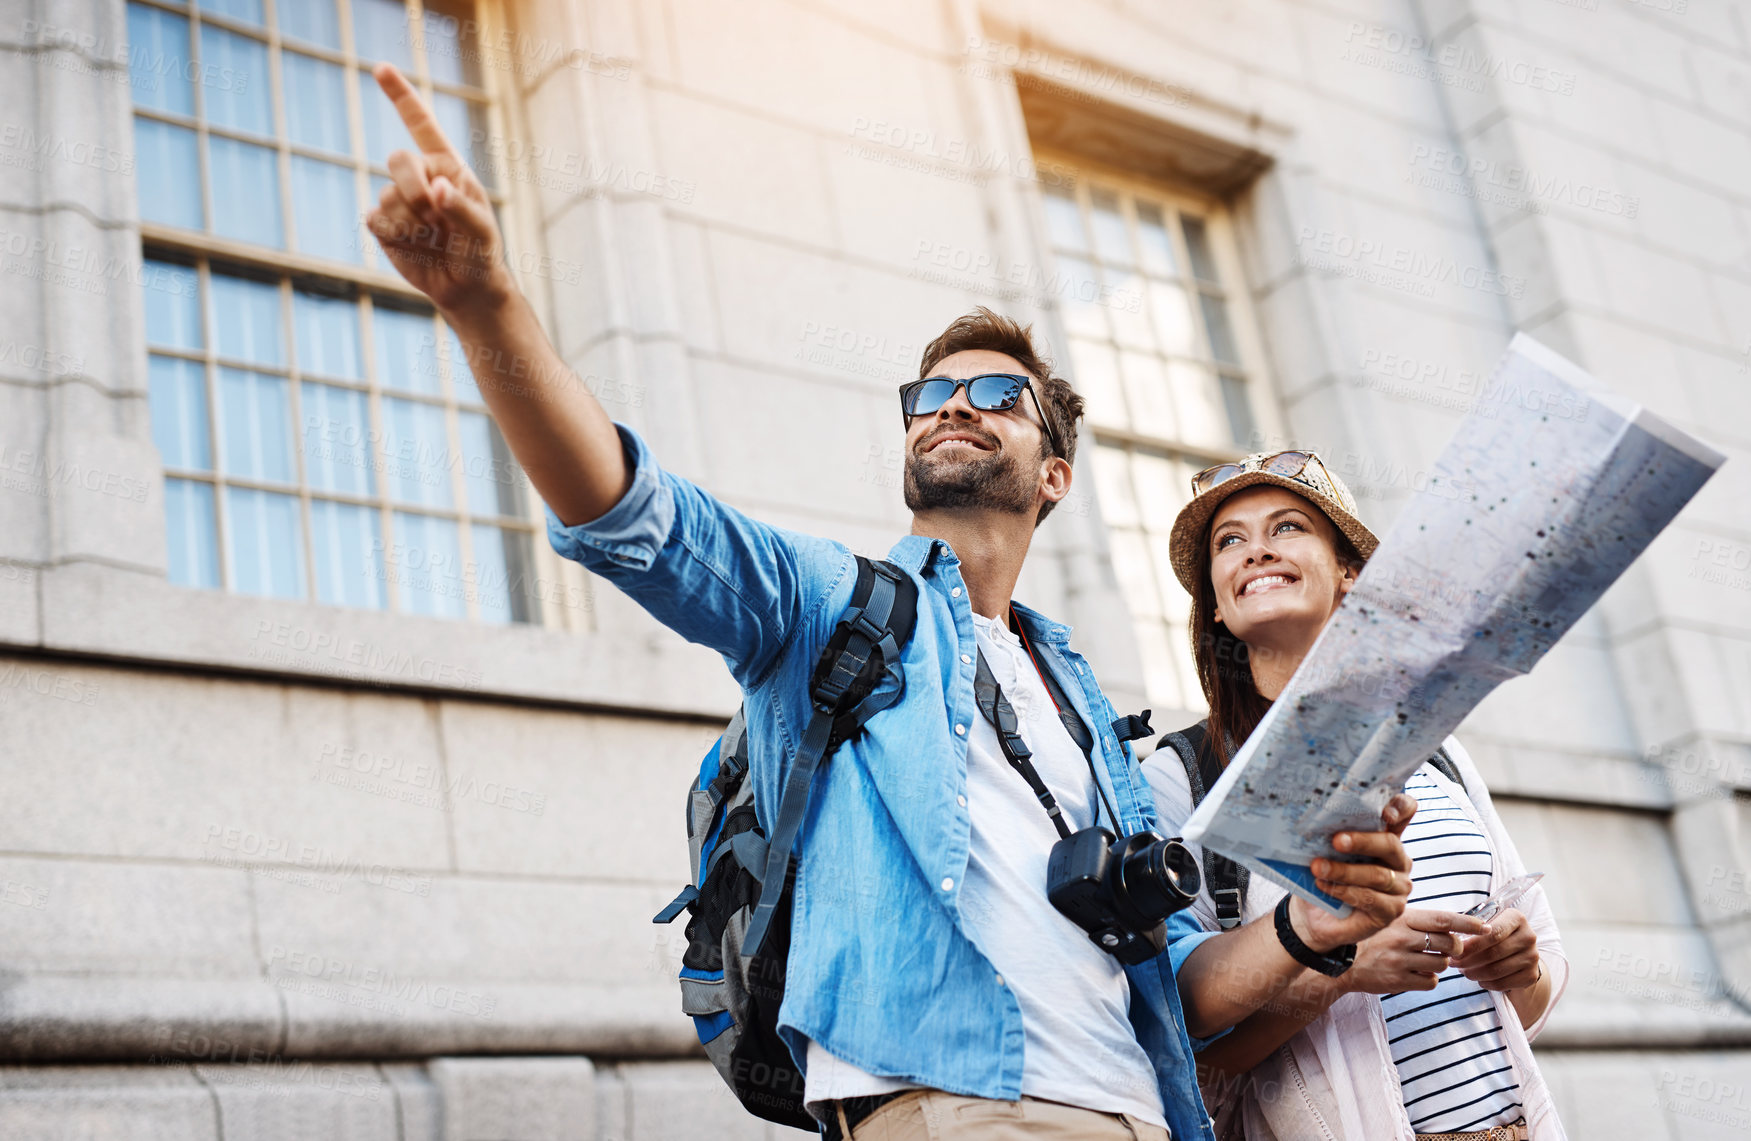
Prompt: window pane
<box><xmin>1136</xmin><ymin>203</ymin><xmax>1177</xmax><ymax>277</ymax></box>
<box><xmin>1220</xmin><ymin>375</ymin><xmax>1257</xmax><ymax>449</ymax></box>
<box><xmin>291</xmin><ymin>156</ymin><xmax>361</xmax><ymax>263</ymax></box>
<box><xmin>164</xmin><ymin>478</ymin><xmax>220</xmax><ymax>588</ymax></box>
<box><xmin>432</xmin><ymin>92</ymin><xmax>491</xmax><ymax>186</ymax></box>
<box><xmin>128</xmin><ymin>3</ymin><xmax>194</xmax><ymax>115</ymax></box>
<box><xmin>1068</xmin><ymin>338</ymin><xmax>1126</xmax><ymax>431</ymax></box>
<box><xmin>199</xmin><ymin>0</ymin><xmax>265</xmax><ymax>26</ymax></box>
<box><xmin>471</xmin><ymin>524</ymin><xmax>533</xmax><ymax>624</ymax></box>
<box><xmin>301</xmin><ymin>382</ymin><xmax>374</xmax><ymax>496</ymax></box>
<box><xmin>352</xmin><ymin>0</ymin><xmax>416</xmax><ymax>71</ymax></box>
<box><xmin>208</xmin><ymin>135</ymin><xmax>283</xmax><ymax>247</ymax></box>
<box><xmin>211</xmin><ymin>273</ymin><xmax>284</xmax><ymax>365</ymax></box>
<box><xmin>1135</xmin><ymin>621</ymin><xmax>1183</xmax><ymax>711</ymax></box>
<box><xmin>219</xmin><ymin>367</ymin><xmax>295</xmax><ymax>482</ymax></box>
<box><xmin>1041</xmin><ymin>186</ymin><xmax>1086</xmax><ymax>252</ymax></box>
<box><xmin>459</xmin><ymin>410</ymin><xmax>522</xmax><ymax>518</ymax></box>
<box><xmin>391</xmin><ymin>511</ymin><xmax>466</xmax><ymax>618</ymax></box>
<box><xmin>226</xmin><ymin>487</ymin><xmax>305</xmax><ymax>598</ymax></box>
<box><xmin>1090</xmin><ymin>446</ymin><xmax>1139</xmax><ymax>530</ymax></box>
<box><xmin>1118</xmin><ymin>351</ymin><xmax>1175</xmax><ymax>441</ymax></box>
<box><xmin>283</xmin><ymin>52</ymin><xmax>350</xmax><ymax>154</ymax></box>
<box><xmin>149</xmin><ymin>355</ymin><xmax>211</xmax><ymax>470</ymax></box>
<box><xmin>279</xmin><ymin>0</ymin><xmax>341</xmax><ymax>50</ymax></box>
<box><xmin>310</xmin><ymin>499</ymin><xmax>386</xmax><ymax>609</ymax></box>
<box><xmin>1055</xmin><ymin>255</ymin><xmax>1107</xmax><ymax>340</ymax></box>
<box><xmin>1107</xmin><ymin>269</ymin><xmax>1152</xmax><ymax>349</ymax></box>
<box><xmin>375</xmin><ymin>306</ymin><xmax>440</xmax><ymax>393</ymax></box>
<box><xmin>1148</xmin><ymin>281</ymin><xmax>1197</xmax><ymax>356</ymax></box>
<box><xmin>1089</xmin><ymin>188</ymin><xmax>1132</xmax><ymax>267</ymax></box>
<box><xmin>143</xmin><ymin>260</ymin><xmax>202</xmax><ymax>349</ymax></box>
<box><xmin>423</xmin><ymin>0</ymin><xmax>484</xmax><ymax>87</ymax></box>
<box><xmin>1169</xmin><ymin>360</ymin><xmax>1228</xmax><ymax>449</ymax></box>
<box><xmin>1131</xmin><ymin>451</ymin><xmax>1181</xmax><ymax>534</ymax></box>
<box><xmin>1150</xmin><ymin>535</ymin><xmax>1192</xmax><ymax>613</ymax></box>
<box><xmin>381</xmin><ymin>397</ymin><xmax>453</xmax><ymax>507</ymax></box>
<box><xmin>1181</xmin><ymin>215</ymin><xmax>1219</xmax><ymax>283</ymax></box>
<box><xmin>1108</xmin><ymin>529</ymin><xmax>1162</xmax><ymax>619</ymax></box>
<box><xmin>358</xmin><ymin>70</ymin><xmax>407</xmax><ymax>168</ymax></box>
<box><xmin>1199</xmin><ymin>292</ymin><xmax>1239</xmax><ymax>364</ymax></box>
<box><xmin>199</xmin><ymin>25</ymin><xmax>271</xmax><ymax>136</ymax></box>
<box><xmin>293</xmin><ymin>289</ymin><xmax>362</xmax><ymax>379</ymax></box>
<box><xmin>134</xmin><ymin>118</ymin><xmax>202</xmax><ymax>229</ymax></box>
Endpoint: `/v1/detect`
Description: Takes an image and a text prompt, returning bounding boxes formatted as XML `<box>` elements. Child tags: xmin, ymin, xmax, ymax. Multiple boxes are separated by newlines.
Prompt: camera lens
<box><xmin>1116</xmin><ymin>835</ymin><xmax>1201</xmax><ymax>922</ymax></box>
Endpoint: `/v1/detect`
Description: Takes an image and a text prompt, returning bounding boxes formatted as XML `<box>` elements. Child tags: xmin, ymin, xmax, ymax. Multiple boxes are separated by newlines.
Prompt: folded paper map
<box><xmin>1181</xmin><ymin>334</ymin><xmax>1726</xmax><ymax>913</ymax></box>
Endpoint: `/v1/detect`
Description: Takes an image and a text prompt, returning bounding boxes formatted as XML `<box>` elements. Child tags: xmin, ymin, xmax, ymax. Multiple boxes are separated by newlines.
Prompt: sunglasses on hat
<box><xmin>1190</xmin><ymin>449</ymin><xmax>1335</xmax><ymax>497</ymax></box>
<box><xmin>898</xmin><ymin>373</ymin><xmax>1062</xmax><ymax>458</ymax></box>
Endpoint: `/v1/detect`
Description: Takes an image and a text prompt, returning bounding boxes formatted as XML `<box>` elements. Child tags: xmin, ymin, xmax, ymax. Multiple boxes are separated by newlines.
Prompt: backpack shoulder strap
<box><xmin>742</xmin><ymin>556</ymin><xmax>917</xmax><ymax>955</ymax></box>
<box><xmin>1427</xmin><ymin>744</ymin><xmax>1466</xmax><ymax>793</ymax></box>
<box><xmin>1159</xmin><ymin>719</ymin><xmax>1248</xmax><ymax>929</ymax></box>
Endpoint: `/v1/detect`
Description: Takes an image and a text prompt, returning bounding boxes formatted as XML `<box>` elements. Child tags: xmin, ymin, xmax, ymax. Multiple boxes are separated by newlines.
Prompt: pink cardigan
<box><xmin>1143</xmin><ymin>736</ymin><xmax>1569</xmax><ymax>1141</ymax></box>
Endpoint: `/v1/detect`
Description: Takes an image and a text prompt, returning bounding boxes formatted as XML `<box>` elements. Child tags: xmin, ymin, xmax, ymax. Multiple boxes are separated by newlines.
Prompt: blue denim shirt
<box><xmin>548</xmin><ymin>426</ymin><xmax>1219</xmax><ymax>1141</ymax></box>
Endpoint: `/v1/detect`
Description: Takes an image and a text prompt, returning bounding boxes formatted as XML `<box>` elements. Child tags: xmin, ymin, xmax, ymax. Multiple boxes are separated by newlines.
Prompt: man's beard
<box><xmin>903</xmin><ymin>436</ymin><xmax>1038</xmax><ymax>516</ymax></box>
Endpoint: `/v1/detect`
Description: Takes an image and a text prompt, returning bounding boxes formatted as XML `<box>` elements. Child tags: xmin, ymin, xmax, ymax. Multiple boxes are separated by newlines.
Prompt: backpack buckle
<box><xmin>1111</xmin><ymin>709</ymin><xmax>1154</xmax><ymax>743</ymax></box>
<box><xmin>1212</xmin><ymin>887</ymin><xmax>1243</xmax><ymax>929</ymax></box>
<box><xmin>653</xmin><ymin>883</ymin><xmax>698</xmax><ymax>924</ymax></box>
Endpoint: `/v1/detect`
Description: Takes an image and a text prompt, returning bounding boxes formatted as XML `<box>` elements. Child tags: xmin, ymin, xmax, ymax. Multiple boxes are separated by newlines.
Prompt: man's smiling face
<box><xmin>902</xmin><ymin>349</ymin><xmax>1057</xmax><ymax>517</ymax></box>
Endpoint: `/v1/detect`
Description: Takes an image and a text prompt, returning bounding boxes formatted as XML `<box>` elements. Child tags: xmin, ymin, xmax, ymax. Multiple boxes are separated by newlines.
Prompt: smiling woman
<box><xmin>1139</xmin><ymin>451</ymin><xmax>1569</xmax><ymax>1141</ymax></box>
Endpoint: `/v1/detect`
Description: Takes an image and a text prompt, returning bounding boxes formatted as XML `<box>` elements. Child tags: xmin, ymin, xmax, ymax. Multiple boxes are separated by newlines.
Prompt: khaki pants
<box><xmin>840</xmin><ymin>1090</ymin><xmax>1172</xmax><ymax>1140</ymax></box>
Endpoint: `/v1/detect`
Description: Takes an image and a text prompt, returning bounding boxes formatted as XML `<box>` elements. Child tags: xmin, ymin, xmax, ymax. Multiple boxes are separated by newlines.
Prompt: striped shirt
<box><xmin>1380</xmin><ymin>767</ymin><xmax>1523</xmax><ymax>1134</ymax></box>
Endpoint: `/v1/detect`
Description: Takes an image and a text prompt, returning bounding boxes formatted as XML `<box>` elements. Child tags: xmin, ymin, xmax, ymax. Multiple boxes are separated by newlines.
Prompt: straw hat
<box><xmin>1167</xmin><ymin>452</ymin><xmax>1378</xmax><ymax>596</ymax></box>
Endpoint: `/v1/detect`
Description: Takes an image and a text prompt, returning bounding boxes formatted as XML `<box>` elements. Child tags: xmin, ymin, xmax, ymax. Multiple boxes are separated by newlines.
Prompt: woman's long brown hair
<box><xmin>1189</xmin><ymin>508</ymin><xmax>1365</xmax><ymax>770</ymax></box>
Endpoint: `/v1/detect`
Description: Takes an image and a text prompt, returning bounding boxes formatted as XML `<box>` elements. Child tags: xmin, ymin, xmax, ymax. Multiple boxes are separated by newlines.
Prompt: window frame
<box><xmin>133</xmin><ymin>0</ymin><xmax>572</xmax><ymax>629</ymax></box>
<box><xmin>1032</xmin><ymin>151</ymin><xmax>1286</xmax><ymax>711</ymax></box>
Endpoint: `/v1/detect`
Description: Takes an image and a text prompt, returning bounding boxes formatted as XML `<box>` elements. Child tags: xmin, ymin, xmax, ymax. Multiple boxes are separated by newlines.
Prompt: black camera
<box><xmin>1046</xmin><ymin>827</ymin><xmax>1201</xmax><ymax>964</ymax></box>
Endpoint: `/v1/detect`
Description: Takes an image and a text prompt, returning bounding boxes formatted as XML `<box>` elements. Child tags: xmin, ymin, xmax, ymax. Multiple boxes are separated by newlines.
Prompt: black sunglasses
<box><xmin>898</xmin><ymin>373</ymin><xmax>1061</xmax><ymax>457</ymax></box>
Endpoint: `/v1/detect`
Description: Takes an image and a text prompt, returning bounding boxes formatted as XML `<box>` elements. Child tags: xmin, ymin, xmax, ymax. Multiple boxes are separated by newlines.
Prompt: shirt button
<box><xmin>957</xmin><ymin>794</ymin><xmax>967</xmax><ymax>807</ymax></box>
<box><xmin>995</xmin><ymin>974</ymin><xmax>1005</xmax><ymax>987</ymax></box>
<box><xmin>951</xmin><ymin>586</ymin><xmax>962</xmax><ymax>597</ymax></box>
<box><xmin>961</xmin><ymin>653</ymin><xmax>972</xmax><ymax>665</ymax></box>
<box><xmin>941</xmin><ymin>877</ymin><xmax>955</xmax><ymax>892</ymax></box>
<box><xmin>954</xmin><ymin>724</ymin><xmax>966</xmax><ymax>736</ymax></box>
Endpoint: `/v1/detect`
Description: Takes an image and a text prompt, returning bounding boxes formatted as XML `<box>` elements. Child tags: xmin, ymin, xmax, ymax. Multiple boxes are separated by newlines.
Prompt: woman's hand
<box><xmin>1289</xmin><ymin>793</ymin><xmax>1419</xmax><ymax>952</ymax></box>
<box><xmin>1336</xmin><ymin>908</ymin><xmax>1490</xmax><ymax>996</ymax></box>
<box><xmin>1452</xmin><ymin>908</ymin><xmax>1541</xmax><ymax>991</ymax></box>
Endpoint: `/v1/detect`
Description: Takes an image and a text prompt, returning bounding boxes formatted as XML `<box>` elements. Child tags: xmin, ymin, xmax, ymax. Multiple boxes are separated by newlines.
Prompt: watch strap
<box><xmin>1273</xmin><ymin>895</ymin><xmax>1356</xmax><ymax>977</ymax></box>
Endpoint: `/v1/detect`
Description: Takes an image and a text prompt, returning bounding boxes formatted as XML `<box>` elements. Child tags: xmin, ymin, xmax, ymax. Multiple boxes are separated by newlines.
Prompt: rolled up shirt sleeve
<box><xmin>544</xmin><ymin>423</ymin><xmax>842</xmax><ymax>688</ymax></box>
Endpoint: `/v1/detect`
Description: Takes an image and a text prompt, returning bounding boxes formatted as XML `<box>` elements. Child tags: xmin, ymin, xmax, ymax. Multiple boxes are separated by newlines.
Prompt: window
<box><xmin>132</xmin><ymin>0</ymin><xmax>539</xmax><ymax>624</ymax></box>
<box><xmin>1040</xmin><ymin>166</ymin><xmax>1268</xmax><ymax>710</ymax></box>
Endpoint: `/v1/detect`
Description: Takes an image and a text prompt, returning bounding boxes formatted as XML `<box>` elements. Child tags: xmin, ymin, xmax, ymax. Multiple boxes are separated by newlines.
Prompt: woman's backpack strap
<box><xmin>1427</xmin><ymin>744</ymin><xmax>1467</xmax><ymax>793</ymax></box>
<box><xmin>1159</xmin><ymin>720</ymin><xmax>1249</xmax><ymax>929</ymax></box>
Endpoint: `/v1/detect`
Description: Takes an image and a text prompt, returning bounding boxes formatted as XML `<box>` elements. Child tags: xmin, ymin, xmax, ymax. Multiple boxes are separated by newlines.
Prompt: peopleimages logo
<box><xmin>1406</xmin><ymin>144</ymin><xmax>1639</xmax><ymax>219</ymax></box>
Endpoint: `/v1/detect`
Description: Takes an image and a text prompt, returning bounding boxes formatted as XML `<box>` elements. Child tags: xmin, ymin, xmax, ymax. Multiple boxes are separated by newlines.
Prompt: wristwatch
<box><xmin>1273</xmin><ymin>896</ymin><xmax>1356</xmax><ymax>977</ymax></box>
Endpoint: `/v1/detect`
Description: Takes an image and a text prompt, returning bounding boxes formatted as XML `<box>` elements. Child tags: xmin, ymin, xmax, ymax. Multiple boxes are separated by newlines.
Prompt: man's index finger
<box><xmin>374</xmin><ymin>63</ymin><xmax>457</xmax><ymax>158</ymax></box>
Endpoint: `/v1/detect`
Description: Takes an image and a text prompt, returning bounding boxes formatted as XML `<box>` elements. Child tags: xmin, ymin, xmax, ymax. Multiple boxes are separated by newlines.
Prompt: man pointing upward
<box><xmin>360</xmin><ymin>64</ymin><xmax>1427</xmax><ymax>1141</ymax></box>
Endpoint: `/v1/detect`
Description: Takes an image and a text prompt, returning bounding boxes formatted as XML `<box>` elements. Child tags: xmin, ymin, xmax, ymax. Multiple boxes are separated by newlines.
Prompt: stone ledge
<box><xmin>0</xmin><ymin>977</ymin><xmax>699</xmax><ymax>1064</ymax></box>
<box><xmin>16</xmin><ymin>561</ymin><xmax>738</xmax><ymax>720</ymax></box>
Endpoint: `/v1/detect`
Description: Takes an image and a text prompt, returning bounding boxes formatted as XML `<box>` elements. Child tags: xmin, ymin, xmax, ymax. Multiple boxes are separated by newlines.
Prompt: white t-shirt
<box><xmin>804</xmin><ymin>613</ymin><xmax>1167</xmax><ymax>1127</ymax></box>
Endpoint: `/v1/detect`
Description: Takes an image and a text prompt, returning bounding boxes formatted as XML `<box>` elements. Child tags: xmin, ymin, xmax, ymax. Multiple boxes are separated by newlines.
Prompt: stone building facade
<box><xmin>0</xmin><ymin>0</ymin><xmax>1747</xmax><ymax>1137</ymax></box>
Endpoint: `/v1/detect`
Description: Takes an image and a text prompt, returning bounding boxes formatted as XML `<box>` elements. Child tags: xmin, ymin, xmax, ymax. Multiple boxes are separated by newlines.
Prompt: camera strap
<box><xmin>972</xmin><ymin>636</ymin><xmax>1122</xmax><ymax>837</ymax></box>
<box><xmin>973</xmin><ymin>650</ymin><xmax>1073</xmax><ymax>840</ymax></box>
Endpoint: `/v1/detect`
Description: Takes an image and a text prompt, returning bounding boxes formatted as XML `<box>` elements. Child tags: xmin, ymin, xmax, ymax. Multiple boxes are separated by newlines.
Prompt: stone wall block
<box><xmin>0</xmin><ymin>1065</ymin><xmax>220</xmax><ymax>1141</ymax></box>
<box><xmin>428</xmin><ymin>1056</ymin><xmax>595</xmax><ymax>1141</ymax></box>
<box><xmin>196</xmin><ymin>1062</ymin><xmax>398</xmax><ymax>1141</ymax></box>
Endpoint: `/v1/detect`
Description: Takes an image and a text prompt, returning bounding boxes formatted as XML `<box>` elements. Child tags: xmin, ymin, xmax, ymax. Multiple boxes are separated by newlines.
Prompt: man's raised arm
<box><xmin>365</xmin><ymin>63</ymin><xmax>624</xmax><ymax>527</ymax></box>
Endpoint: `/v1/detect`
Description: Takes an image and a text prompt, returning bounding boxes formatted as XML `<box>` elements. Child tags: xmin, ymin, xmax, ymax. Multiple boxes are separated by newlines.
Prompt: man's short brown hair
<box><xmin>916</xmin><ymin>307</ymin><xmax>1085</xmax><ymax>523</ymax></box>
